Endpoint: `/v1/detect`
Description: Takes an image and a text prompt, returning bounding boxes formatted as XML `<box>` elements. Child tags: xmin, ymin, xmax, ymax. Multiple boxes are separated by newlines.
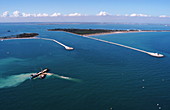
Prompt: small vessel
<box><xmin>30</xmin><ymin>69</ymin><xmax>49</xmax><ymax>79</ymax></box>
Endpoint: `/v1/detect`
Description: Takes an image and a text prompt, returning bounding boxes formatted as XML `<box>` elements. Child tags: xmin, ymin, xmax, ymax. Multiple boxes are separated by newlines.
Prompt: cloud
<box><xmin>36</xmin><ymin>13</ymin><xmax>49</xmax><ymax>17</ymax></box>
<box><xmin>22</xmin><ymin>13</ymin><xmax>30</xmax><ymax>17</ymax></box>
<box><xmin>1</xmin><ymin>10</ymin><xmax>169</xmax><ymax>19</ymax></box>
<box><xmin>66</xmin><ymin>13</ymin><xmax>82</xmax><ymax>16</ymax></box>
<box><xmin>21</xmin><ymin>13</ymin><xmax>50</xmax><ymax>17</ymax></box>
<box><xmin>12</xmin><ymin>11</ymin><xmax>22</xmax><ymax>17</ymax></box>
<box><xmin>97</xmin><ymin>11</ymin><xmax>110</xmax><ymax>16</ymax></box>
<box><xmin>159</xmin><ymin>15</ymin><xmax>170</xmax><ymax>18</ymax></box>
<box><xmin>22</xmin><ymin>13</ymin><xmax>37</xmax><ymax>17</ymax></box>
<box><xmin>1</xmin><ymin>11</ymin><xmax>10</xmax><ymax>17</ymax></box>
<box><xmin>129</xmin><ymin>13</ymin><xmax>151</xmax><ymax>17</ymax></box>
<box><xmin>51</xmin><ymin>13</ymin><xmax>62</xmax><ymax>17</ymax></box>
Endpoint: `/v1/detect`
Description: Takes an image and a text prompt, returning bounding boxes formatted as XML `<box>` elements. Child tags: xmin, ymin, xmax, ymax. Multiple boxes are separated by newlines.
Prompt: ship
<box><xmin>30</xmin><ymin>69</ymin><xmax>49</xmax><ymax>79</ymax></box>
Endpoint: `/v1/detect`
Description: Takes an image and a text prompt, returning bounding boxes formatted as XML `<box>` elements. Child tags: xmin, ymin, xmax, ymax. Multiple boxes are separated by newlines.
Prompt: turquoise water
<box><xmin>0</xmin><ymin>23</ymin><xmax>170</xmax><ymax>110</ymax></box>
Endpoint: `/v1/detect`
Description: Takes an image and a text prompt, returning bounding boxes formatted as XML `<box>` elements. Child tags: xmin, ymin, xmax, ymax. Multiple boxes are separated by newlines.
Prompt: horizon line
<box><xmin>1</xmin><ymin>11</ymin><xmax>170</xmax><ymax>18</ymax></box>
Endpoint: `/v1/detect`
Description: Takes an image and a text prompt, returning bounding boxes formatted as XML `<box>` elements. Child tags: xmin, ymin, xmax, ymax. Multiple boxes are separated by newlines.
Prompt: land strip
<box><xmin>0</xmin><ymin>33</ymin><xmax>39</xmax><ymax>40</ymax></box>
<box><xmin>48</xmin><ymin>28</ymin><xmax>170</xmax><ymax>36</ymax></box>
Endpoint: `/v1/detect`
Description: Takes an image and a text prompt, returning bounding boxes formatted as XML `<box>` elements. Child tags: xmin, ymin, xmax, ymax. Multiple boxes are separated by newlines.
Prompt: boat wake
<box><xmin>0</xmin><ymin>73</ymin><xmax>32</xmax><ymax>89</ymax></box>
<box><xmin>0</xmin><ymin>73</ymin><xmax>81</xmax><ymax>89</ymax></box>
<box><xmin>46</xmin><ymin>73</ymin><xmax>81</xmax><ymax>82</ymax></box>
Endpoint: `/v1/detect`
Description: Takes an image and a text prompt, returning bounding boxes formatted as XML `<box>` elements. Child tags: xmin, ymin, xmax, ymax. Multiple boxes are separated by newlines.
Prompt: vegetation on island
<box><xmin>48</xmin><ymin>28</ymin><xmax>144</xmax><ymax>35</ymax></box>
<box><xmin>0</xmin><ymin>33</ymin><xmax>39</xmax><ymax>40</ymax></box>
<box><xmin>48</xmin><ymin>28</ymin><xmax>170</xmax><ymax>36</ymax></box>
<box><xmin>48</xmin><ymin>28</ymin><xmax>125</xmax><ymax>35</ymax></box>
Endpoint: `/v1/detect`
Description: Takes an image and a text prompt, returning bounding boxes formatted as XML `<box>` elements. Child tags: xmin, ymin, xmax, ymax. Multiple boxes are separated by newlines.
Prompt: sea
<box><xmin>0</xmin><ymin>22</ymin><xmax>170</xmax><ymax>110</ymax></box>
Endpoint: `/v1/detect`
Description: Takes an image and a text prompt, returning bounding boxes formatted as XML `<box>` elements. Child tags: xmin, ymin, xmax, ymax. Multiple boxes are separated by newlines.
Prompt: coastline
<box><xmin>48</xmin><ymin>29</ymin><xmax>170</xmax><ymax>37</ymax></box>
<box><xmin>83</xmin><ymin>30</ymin><xmax>170</xmax><ymax>36</ymax></box>
<box><xmin>0</xmin><ymin>37</ymin><xmax>38</xmax><ymax>41</ymax></box>
<box><xmin>53</xmin><ymin>30</ymin><xmax>155</xmax><ymax>37</ymax></box>
<box><xmin>82</xmin><ymin>31</ymin><xmax>146</xmax><ymax>36</ymax></box>
<box><xmin>0</xmin><ymin>33</ymin><xmax>39</xmax><ymax>40</ymax></box>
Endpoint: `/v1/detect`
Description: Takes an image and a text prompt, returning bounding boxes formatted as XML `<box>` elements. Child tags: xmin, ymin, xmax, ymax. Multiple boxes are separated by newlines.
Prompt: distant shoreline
<box><xmin>81</xmin><ymin>31</ymin><xmax>147</xmax><ymax>36</ymax></box>
<box><xmin>0</xmin><ymin>37</ymin><xmax>37</xmax><ymax>41</ymax></box>
<box><xmin>48</xmin><ymin>28</ymin><xmax>170</xmax><ymax>36</ymax></box>
<box><xmin>0</xmin><ymin>33</ymin><xmax>39</xmax><ymax>40</ymax></box>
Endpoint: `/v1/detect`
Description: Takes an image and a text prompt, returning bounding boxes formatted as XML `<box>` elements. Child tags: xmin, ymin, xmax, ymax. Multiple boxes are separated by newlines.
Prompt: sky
<box><xmin>1</xmin><ymin>0</ymin><xmax>170</xmax><ymax>16</ymax></box>
<box><xmin>0</xmin><ymin>0</ymin><xmax>170</xmax><ymax>23</ymax></box>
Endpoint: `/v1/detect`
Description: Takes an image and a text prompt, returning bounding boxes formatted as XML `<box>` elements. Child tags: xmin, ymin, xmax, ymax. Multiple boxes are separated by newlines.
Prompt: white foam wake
<box><xmin>0</xmin><ymin>73</ymin><xmax>81</xmax><ymax>89</ymax></box>
<box><xmin>0</xmin><ymin>73</ymin><xmax>32</xmax><ymax>88</ymax></box>
<box><xmin>49</xmin><ymin>73</ymin><xmax>81</xmax><ymax>82</ymax></box>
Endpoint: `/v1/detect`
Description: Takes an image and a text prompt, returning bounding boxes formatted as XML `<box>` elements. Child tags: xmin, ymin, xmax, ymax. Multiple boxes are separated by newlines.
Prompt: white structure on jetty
<box><xmin>38</xmin><ymin>37</ymin><xmax>74</xmax><ymax>50</ymax></box>
<box><xmin>82</xmin><ymin>35</ymin><xmax>164</xmax><ymax>58</ymax></box>
<box><xmin>147</xmin><ymin>52</ymin><xmax>164</xmax><ymax>57</ymax></box>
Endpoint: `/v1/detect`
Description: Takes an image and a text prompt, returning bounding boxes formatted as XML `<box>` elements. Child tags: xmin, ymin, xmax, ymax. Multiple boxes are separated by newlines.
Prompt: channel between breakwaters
<box><xmin>1</xmin><ymin>33</ymin><xmax>164</xmax><ymax>57</ymax></box>
<box><xmin>47</xmin><ymin>28</ymin><xmax>167</xmax><ymax>57</ymax></box>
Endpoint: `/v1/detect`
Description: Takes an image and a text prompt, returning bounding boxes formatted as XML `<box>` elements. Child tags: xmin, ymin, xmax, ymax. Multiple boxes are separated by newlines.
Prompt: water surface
<box><xmin>0</xmin><ymin>23</ymin><xmax>170</xmax><ymax>110</ymax></box>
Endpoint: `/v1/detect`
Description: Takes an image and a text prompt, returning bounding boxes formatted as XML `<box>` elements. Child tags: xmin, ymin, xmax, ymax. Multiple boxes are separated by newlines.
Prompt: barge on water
<box><xmin>30</xmin><ymin>69</ymin><xmax>49</xmax><ymax>79</ymax></box>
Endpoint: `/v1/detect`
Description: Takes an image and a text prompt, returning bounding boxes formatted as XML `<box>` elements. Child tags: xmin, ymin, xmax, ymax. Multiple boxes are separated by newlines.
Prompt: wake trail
<box><xmin>47</xmin><ymin>73</ymin><xmax>82</xmax><ymax>82</ymax></box>
<box><xmin>0</xmin><ymin>73</ymin><xmax>81</xmax><ymax>88</ymax></box>
<box><xmin>0</xmin><ymin>73</ymin><xmax>33</xmax><ymax>88</ymax></box>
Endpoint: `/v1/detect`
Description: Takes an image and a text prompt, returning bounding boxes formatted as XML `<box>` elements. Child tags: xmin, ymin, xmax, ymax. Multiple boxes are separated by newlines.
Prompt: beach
<box><xmin>83</xmin><ymin>30</ymin><xmax>144</xmax><ymax>36</ymax></box>
<box><xmin>0</xmin><ymin>37</ymin><xmax>37</xmax><ymax>40</ymax></box>
<box><xmin>48</xmin><ymin>28</ymin><xmax>170</xmax><ymax>37</ymax></box>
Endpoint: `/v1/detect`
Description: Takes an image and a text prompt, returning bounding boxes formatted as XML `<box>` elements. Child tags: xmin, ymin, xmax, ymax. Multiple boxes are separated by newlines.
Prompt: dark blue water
<box><xmin>0</xmin><ymin>23</ymin><xmax>170</xmax><ymax>110</ymax></box>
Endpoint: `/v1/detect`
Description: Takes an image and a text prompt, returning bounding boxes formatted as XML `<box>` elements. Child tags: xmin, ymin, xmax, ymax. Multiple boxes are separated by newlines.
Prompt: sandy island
<box><xmin>0</xmin><ymin>33</ymin><xmax>39</xmax><ymax>40</ymax></box>
<box><xmin>48</xmin><ymin>28</ymin><xmax>170</xmax><ymax>37</ymax></box>
<box><xmin>82</xmin><ymin>31</ymin><xmax>145</xmax><ymax>36</ymax></box>
<box><xmin>0</xmin><ymin>37</ymin><xmax>38</xmax><ymax>41</ymax></box>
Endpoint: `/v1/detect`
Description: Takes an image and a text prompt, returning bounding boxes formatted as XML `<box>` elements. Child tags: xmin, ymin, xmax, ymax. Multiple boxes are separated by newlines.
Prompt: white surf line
<box><xmin>82</xmin><ymin>35</ymin><xmax>164</xmax><ymax>58</ymax></box>
<box><xmin>37</xmin><ymin>37</ymin><xmax>74</xmax><ymax>50</ymax></box>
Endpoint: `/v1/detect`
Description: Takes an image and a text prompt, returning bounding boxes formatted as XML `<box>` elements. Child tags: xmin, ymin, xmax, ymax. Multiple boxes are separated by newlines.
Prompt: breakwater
<box><xmin>82</xmin><ymin>35</ymin><xmax>164</xmax><ymax>57</ymax></box>
<box><xmin>37</xmin><ymin>37</ymin><xmax>74</xmax><ymax>50</ymax></box>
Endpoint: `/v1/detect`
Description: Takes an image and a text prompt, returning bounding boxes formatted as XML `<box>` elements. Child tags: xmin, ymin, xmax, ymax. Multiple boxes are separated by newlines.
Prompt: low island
<box><xmin>0</xmin><ymin>33</ymin><xmax>39</xmax><ymax>40</ymax></box>
<box><xmin>48</xmin><ymin>28</ymin><xmax>170</xmax><ymax>36</ymax></box>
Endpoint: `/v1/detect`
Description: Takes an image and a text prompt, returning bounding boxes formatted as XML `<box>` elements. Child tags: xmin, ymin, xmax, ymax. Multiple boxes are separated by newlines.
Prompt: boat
<box><xmin>30</xmin><ymin>69</ymin><xmax>49</xmax><ymax>79</ymax></box>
